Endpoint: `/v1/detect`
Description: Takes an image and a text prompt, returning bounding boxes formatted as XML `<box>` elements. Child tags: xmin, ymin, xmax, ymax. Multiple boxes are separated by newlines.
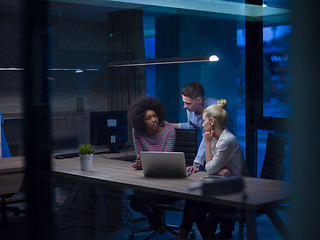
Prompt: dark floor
<box><xmin>1</xmin><ymin>203</ymin><xmax>288</xmax><ymax>240</ymax></box>
<box><xmin>1</xmin><ymin>187</ymin><xmax>289</xmax><ymax>240</ymax></box>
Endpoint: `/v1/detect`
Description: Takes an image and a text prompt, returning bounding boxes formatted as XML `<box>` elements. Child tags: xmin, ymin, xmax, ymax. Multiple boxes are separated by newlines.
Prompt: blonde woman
<box><xmin>203</xmin><ymin>99</ymin><xmax>248</xmax><ymax>177</ymax></box>
<box><xmin>172</xmin><ymin>99</ymin><xmax>249</xmax><ymax>240</ymax></box>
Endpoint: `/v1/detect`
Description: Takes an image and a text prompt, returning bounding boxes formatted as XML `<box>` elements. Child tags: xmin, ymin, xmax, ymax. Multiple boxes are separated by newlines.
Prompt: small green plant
<box><xmin>79</xmin><ymin>143</ymin><xmax>94</xmax><ymax>155</ymax></box>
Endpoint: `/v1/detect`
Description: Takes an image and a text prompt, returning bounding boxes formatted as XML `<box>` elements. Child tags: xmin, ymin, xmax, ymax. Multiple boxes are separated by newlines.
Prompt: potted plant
<box><xmin>79</xmin><ymin>143</ymin><xmax>94</xmax><ymax>171</ymax></box>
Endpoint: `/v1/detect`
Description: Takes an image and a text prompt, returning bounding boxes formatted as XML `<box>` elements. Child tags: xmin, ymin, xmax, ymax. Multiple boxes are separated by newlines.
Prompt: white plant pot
<box><xmin>80</xmin><ymin>153</ymin><xmax>93</xmax><ymax>171</ymax></box>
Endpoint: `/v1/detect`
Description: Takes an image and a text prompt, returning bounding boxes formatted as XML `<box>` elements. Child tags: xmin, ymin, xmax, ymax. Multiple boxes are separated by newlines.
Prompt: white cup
<box><xmin>80</xmin><ymin>153</ymin><xmax>93</xmax><ymax>171</ymax></box>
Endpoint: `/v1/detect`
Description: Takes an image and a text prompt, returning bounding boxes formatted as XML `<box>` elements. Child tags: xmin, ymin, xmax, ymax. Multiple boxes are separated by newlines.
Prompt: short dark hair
<box><xmin>181</xmin><ymin>82</ymin><xmax>204</xmax><ymax>99</ymax></box>
<box><xmin>128</xmin><ymin>96</ymin><xmax>166</xmax><ymax>134</ymax></box>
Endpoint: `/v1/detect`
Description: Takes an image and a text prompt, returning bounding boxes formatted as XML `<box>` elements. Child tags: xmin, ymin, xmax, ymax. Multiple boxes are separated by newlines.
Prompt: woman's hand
<box><xmin>203</xmin><ymin>130</ymin><xmax>214</xmax><ymax>143</ymax></box>
<box><xmin>218</xmin><ymin>168</ymin><xmax>232</xmax><ymax>176</ymax></box>
<box><xmin>131</xmin><ymin>155</ymin><xmax>142</xmax><ymax>170</ymax></box>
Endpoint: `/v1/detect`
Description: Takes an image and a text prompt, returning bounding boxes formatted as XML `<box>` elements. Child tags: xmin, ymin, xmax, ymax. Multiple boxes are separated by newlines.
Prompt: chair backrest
<box><xmin>174</xmin><ymin>129</ymin><xmax>198</xmax><ymax>166</ymax></box>
<box><xmin>260</xmin><ymin>133</ymin><xmax>286</xmax><ymax>180</ymax></box>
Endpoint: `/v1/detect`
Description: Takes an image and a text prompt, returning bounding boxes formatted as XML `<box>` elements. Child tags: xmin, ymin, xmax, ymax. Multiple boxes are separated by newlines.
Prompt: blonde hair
<box><xmin>203</xmin><ymin>99</ymin><xmax>228</xmax><ymax>129</ymax></box>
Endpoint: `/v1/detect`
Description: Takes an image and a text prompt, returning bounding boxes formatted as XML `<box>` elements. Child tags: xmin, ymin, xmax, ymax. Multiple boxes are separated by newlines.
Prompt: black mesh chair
<box><xmin>128</xmin><ymin>129</ymin><xmax>198</xmax><ymax>240</ymax></box>
<box><xmin>237</xmin><ymin>133</ymin><xmax>287</xmax><ymax>240</ymax></box>
<box><xmin>174</xmin><ymin>129</ymin><xmax>198</xmax><ymax>166</ymax></box>
<box><xmin>0</xmin><ymin>177</ymin><xmax>26</xmax><ymax>228</ymax></box>
<box><xmin>260</xmin><ymin>133</ymin><xmax>287</xmax><ymax>180</ymax></box>
<box><xmin>0</xmin><ymin>193</ymin><xmax>26</xmax><ymax>228</ymax></box>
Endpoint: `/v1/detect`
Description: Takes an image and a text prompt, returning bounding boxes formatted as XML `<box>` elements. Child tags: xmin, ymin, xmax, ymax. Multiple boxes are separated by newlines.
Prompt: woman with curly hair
<box><xmin>128</xmin><ymin>95</ymin><xmax>176</xmax><ymax>170</ymax></box>
<box><xmin>128</xmin><ymin>96</ymin><xmax>176</xmax><ymax>229</ymax></box>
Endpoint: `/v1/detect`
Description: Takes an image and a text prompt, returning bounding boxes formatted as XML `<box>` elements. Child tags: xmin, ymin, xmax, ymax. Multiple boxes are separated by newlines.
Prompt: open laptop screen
<box><xmin>140</xmin><ymin>151</ymin><xmax>189</xmax><ymax>178</ymax></box>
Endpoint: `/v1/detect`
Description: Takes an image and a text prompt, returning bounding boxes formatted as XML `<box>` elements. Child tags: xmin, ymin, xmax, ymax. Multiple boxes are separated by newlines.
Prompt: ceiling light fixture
<box><xmin>108</xmin><ymin>55</ymin><xmax>219</xmax><ymax>68</ymax></box>
<box><xmin>0</xmin><ymin>68</ymin><xmax>24</xmax><ymax>71</ymax></box>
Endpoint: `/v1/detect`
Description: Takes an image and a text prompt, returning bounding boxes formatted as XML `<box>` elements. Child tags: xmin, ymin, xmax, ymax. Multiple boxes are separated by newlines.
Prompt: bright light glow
<box><xmin>109</xmin><ymin>55</ymin><xmax>219</xmax><ymax>67</ymax></box>
<box><xmin>209</xmin><ymin>55</ymin><xmax>219</xmax><ymax>62</ymax></box>
<box><xmin>0</xmin><ymin>68</ymin><xmax>100</xmax><ymax>71</ymax></box>
<box><xmin>0</xmin><ymin>67</ymin><xmax>24</xmax><ymax>71</ymax></box>
<box><xmin>262</xmin><ymin>1</ymin><xmax>267</xmax><ymax>7</ymax></box>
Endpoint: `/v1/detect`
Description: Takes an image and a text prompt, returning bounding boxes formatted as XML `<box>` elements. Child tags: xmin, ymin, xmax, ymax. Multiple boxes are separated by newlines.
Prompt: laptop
<box><xmin>140</xmin><ymin>151</ymin><xmax>191</xmax><ymax>178</ymax></box>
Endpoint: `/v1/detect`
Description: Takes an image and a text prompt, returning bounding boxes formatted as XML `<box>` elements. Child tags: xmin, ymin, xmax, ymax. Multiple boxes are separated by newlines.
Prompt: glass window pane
<box><xmin>0</xmin><ymin>0</ymin><xmax>24</xmax><ymax>157</ymax></box>
<box><xmin>263</xmin><ymin>23</ymin><xmax>292</xmax><ymax>118</ymax></box>
<box><xmin>44</xmin><ymin>1</ymin><xmax>293</xmax><ymax>238</ymax></box>
<box><xmin>0</xmin><ymin>0</ymin><xmax>26</xmax><ymax>238</ymax></box>
<box><xmin>46</xmin><ymin>2</ymin><xmax>248</xmax><ymax>236</ymax></box>
<box><xmin>152</xmin><ymin>13</ymin><xmax>246</xmax><ymax>153</ymax></box>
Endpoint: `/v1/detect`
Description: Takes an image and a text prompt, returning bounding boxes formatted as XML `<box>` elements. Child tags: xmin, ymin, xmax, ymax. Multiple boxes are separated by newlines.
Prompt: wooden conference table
<box><xmin>0</xmin><ymin>153</ymin><xmax>290</xmax><ymax>240</ymax></box>
<box><xmin>52</xmin><ymin>153</ymin><xmax>290</xmax><ymax>240</ymax></box>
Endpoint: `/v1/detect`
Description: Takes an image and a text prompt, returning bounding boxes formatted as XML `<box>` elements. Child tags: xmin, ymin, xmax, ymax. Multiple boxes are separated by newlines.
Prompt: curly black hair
<box><xmin>128</xmin><ymin>96</ymin><xmax>166</xmax><ymax>134</ymax></box>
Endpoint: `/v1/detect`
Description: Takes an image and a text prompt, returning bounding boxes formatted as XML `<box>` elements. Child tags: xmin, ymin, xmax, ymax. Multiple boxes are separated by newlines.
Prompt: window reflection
<box><xmin>263</xmin><ymin>25</ymin><xmax>292</xmax><ymax>118</ymax></box>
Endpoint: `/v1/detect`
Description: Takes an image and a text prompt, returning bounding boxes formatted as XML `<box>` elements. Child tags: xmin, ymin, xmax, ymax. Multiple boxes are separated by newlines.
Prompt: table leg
<box><xmin>264</xmin><ymin>207</ymin><xmax>288</xmax><ymax>240</ymax></box>
<box><xmin>83</xmin><ymin>183</ymin><xmax>96</xmax><ymax>240</ymax></box>
<box><xmin>245</xmin><ymin>210</ymin><xmax>257</xmax><ymax>240</ymax></box>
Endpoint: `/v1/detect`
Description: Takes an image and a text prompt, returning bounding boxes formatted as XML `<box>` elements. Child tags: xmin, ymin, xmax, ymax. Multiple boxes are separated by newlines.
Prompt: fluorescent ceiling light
<box><xmin>262</xmin><ymin>1</ymin><xmax>268</xmax><ymax>8</ymax></box>
<box><xmin>0</xmin><ymin>68</ymin><xmax>24</xmax><ymax>71</ymax></box>
<box><xmin>209</xmin><ymin>55</ymin><xmax>219</xmax><ymax>61</ymax></box>
<box><xmin>49</xmin><ymin>68</ymin><xmax>100</xmax><ymax>71</ymax></box>
<box><xmin>108</xmin><ymin>55</ymin><xmax>219</xmax><ymax>67</ymax></box>
<box><xmin>0</xmin><ymin>68</ymin><xmax>100</xmax><ymax>72</ymax></box>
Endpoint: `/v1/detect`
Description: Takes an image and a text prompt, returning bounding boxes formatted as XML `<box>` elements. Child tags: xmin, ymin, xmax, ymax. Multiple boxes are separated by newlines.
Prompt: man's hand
<box><xmin>164</xmin><ymin>121</ymin><xmax>179</xmax><ymax>129</ymax></box>
<box><xmin>187</xmin><ymin>165</ymin><xmax>200</xmax><ymax>173</ymax></box>
<box><xmin>131</xmin><ymin>156</ymin><xmax>142</xmax><ymax>170</ymax></box>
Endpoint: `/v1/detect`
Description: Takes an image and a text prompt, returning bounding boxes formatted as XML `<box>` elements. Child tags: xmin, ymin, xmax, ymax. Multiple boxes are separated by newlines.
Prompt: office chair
<box><xmin>0</xmin><ymin>193</ymin><xmax>26</xmax><ymax>228</ymax></box>
<box><xmin>237</xmin><ymin>133</ymin><xmax>287</xmax><ymax>240</ymax></box>
<box><xmin>128</xmin><ymin>199</ymin><xmax>194</xmax><ymax>240</ymax></box>
<box><xmin>128</xmin><ymin>129</ymin><xmax>198</xmax><ymax>239</ymax></box>
<box><xmin>174</xmin><ymin>129</ymin><xmax>198</xmax><ymax>166</ymax></box>
<box><xmin>259</xmin><ymin>133</ymin><xmax>287</xmax><ymax>180</ymax></box>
